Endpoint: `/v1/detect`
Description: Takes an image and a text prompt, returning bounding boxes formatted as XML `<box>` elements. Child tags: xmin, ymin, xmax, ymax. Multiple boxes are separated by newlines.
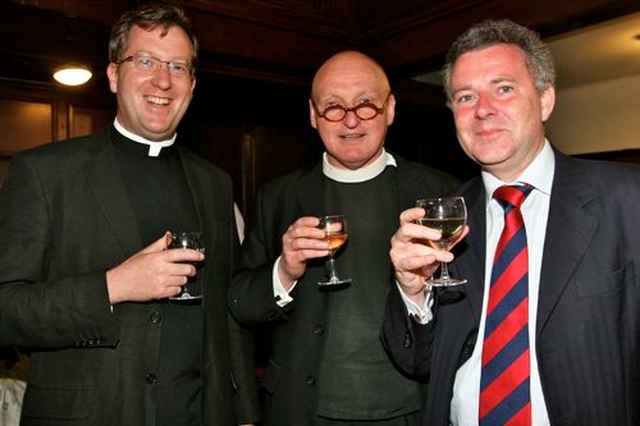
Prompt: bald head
<box><xmin>308</xmin><ymin>50</ymin><xmax>395</xmax><ymax>170</ymax></box>
<box><xmin>311</xmin><ymin>51</ymin><xmax>390</xmax><ymax>102</ymax></box>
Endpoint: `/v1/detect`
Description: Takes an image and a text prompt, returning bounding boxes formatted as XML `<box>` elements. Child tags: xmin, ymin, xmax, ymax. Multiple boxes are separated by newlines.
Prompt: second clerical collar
<box><xmin>323</xmin><ymin>150</ymin><xmax>397</xmax><ymax>183</ymax></box>
<box><xmin>113</xmin><ymin>118</ymin><xmax>176</xmax><ymax>157</ymax></box>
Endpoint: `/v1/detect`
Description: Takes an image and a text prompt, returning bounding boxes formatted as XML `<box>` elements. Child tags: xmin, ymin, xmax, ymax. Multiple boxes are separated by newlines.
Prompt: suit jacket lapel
<box><xmin>455</xmin><ymin>178</ymin><xmax>487</xmax><ymax>322</ymax></box>
<box><xmin>537</xmin><ymin>153</ymin><xmax>598</xmax><ymax>332</ymax></box>
<box><xmin>84</xmin><ymin>130</ymin><xmax>141</xmax><ymax>257</ymax></box>
<box><xmin>395</xmin><ymin>160</ymin><xmax>418</xmax><ymax>211</ymax></box>
<box><xmin>178</xmin><ymin>149</ymin><xmax>210</xmax><ymax>237</ymax></box>
<box><xmin>452</xmin><ymin>156</ymin><xmax>599</xmax><ymax>333</ymax></box>
<box><xmin>177</xmin><ymin>148</ymin><xmax>224</xmax><ymax>302</ymax></box>
<box><xmin>294</xmin><ymin>162</ymin><xmax>325</xmax><ymax>215</ymax></box>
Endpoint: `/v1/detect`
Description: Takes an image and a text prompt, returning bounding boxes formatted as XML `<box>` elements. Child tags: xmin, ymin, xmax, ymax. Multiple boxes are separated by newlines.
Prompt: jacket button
<box><xmin>313</xmin><ymin>325</ymin><xmax>324</xmax><ymax>335</ymax></box>
<box><xmin>306</xmin><ymin>375</ymin><xmax>316</xmax><ymax>386</ymax></box>
<box><xmin>150</xmin><ymin>311</ymin><xmax>162</xmax><ymax>324</ymax></box>
<box><xmin>403</xmin><ymin>331</ymin><xmax>413</xmax><ymax>348</ymax></box>
<box><xmin>145</xmin><ymin>373</ymin><xmax>158</xmax><ymax>384</ymax></box>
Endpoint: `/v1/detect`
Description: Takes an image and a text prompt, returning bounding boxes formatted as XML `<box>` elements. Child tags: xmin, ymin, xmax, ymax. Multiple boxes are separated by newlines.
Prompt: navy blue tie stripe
<box><xmin>482</xmin><ymin>377</ymin><xmax>532</xmax><ymax>425</ymax></box>
<box><xmin>480</xmin><ymin>184</ymin><xmax>533</xmax><ymax>425</ymax></box>
<box><xmin>481</xmin><ymin>325</ymin><xmax>529</xmax><ymax>385</ymax></box>
<box><xmin>484</xmin><ymin>256</ymin><xmax>529</xmax><ymax>335</ymax></box>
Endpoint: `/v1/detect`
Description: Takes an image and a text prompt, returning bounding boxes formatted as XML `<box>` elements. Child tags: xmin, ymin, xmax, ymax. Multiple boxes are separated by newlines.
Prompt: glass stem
<box><xmin>439</xmin><ymin>261</ymin><xmax>451</xmax><ymax>280</ymax></box>
<box><xmin>326</xmin><ymin>256</ymin><xmax>338</xmax><ymax>280</ymax></box>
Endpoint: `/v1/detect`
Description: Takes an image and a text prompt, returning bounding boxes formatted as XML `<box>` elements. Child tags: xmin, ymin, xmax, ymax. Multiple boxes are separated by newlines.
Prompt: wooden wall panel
<box><xmin>179</xmin><ymin>120</ymin><xmax>244</xmax><ymax>207</ymax></box>
<box><xmin>0</xmin><ymin>98</ymin><xmax>52</xmax><ymax>185</ymax></box>
<box><xmin>0</xmin><ymin>99</ymin><xmax>53</xmax><ymax>153</ymax></box>
<box><xmin>0</xmin><ymin>80</ymin><xmax>115</xmax><ymax>185</ymax></box>
<box><xmin>239</xmin><ymin>124</ymin><xmax>318</xmax><ymax>227</ymax></box>
<box><xmin>70</xmin><ymin>104</ymin><xmax>113</xmax><ymax>138</ymax></box>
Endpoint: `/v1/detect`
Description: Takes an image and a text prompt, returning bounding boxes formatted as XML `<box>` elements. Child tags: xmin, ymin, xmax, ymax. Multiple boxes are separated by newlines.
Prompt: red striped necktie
<box><xmin>480</xmin><ymin>184</ymin><xmax>533</xmax><ymax>425</ymax></box>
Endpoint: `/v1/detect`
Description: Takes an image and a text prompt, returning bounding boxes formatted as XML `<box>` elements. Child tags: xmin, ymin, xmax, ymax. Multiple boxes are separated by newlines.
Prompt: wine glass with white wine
<box><xmin>415</xmin><ymin>197</ymin><xmax>467</xmax><ymax>286</ymax></box>
<box><xmin>317</xmin><ymin>215</ymin><xmax>352</xmax><ymax>287</ymax></box>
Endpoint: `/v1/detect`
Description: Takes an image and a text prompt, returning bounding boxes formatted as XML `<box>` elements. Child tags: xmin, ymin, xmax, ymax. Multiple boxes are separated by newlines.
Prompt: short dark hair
<box><xmin>442</xmin><ymin>19</ymin><xmax>555</xmax><ymax>102</ymax></box>
<box><xmin>108</xmin><ymin>1</ymin><xmax>198</xmax><ymax>73</ymax></box>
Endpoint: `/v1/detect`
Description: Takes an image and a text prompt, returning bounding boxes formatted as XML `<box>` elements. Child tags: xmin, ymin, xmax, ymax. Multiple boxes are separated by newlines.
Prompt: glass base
<box><xmin>318</xmin><ymin>277</ymin><xmax>352</xmax><ymax>287</ymax></box>
<box><xmin>426</xmin><ymin>277</ymin><xmax>467</xmax><ymax>287</ymax></box>
<box><xmin>169</xmin><ymin>292</ymin><xmax>203</xmax><ymax>301</ymax></box>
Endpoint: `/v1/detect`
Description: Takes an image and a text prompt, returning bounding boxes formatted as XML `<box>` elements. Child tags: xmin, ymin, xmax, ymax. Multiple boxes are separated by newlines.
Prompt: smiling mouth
<box><xmin>340</xmin><ymin>133</ymin><xmax>364</xmax><ymax>139</ymax></box>
<box><xmin>475</xmin><ymin>127</ymin><xmax>504</xmax><ymax>137</ymax></box>
<box><xmin>146</xmin><ymin>95</ymin><xmax>170</xmax><ymax>105</ymax></box>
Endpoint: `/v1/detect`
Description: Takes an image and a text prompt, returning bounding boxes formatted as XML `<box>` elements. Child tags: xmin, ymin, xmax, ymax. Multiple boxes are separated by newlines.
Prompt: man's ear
<box><xmin>540</xmin><ymin>84</ymin><xmax>555</xmax><ymax>122</ymax></box>
<box><xmin>309</xmin><ymin>99</ymin><xmax>318</xmax><ymax>129</ymax></box>
<box><xmin>106</xmin><ymin>63</ymin><xmax>119</xmax><ymax>94</ymax></box>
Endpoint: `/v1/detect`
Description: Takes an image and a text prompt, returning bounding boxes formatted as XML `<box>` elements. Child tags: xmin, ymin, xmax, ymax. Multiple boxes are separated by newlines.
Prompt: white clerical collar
<box><xmin>113</xmin><ymin>118</ymin><xmax>176</xmax><ymax>157</ymax></box>
<box><xmin>322</xmin><ymin>150</ymin><xmax>397</xmax><ymax>183</ymax></box>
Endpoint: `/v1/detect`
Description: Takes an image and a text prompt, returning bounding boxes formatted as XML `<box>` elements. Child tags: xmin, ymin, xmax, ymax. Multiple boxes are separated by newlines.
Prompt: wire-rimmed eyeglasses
<box><xmin>312</xmin><ymin>92</ymin><xmax>392</xmax><ymax>122</ymax></box>
<box><xmin>117</xmin><ymin>54</ymin><xmax>194</xmax><ymax>77</ymax></box>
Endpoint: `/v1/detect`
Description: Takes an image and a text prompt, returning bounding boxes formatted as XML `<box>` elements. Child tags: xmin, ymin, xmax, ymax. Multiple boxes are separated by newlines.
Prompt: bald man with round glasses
<box><xmin>229</xmin><ymin>50</ymin><xmax>458</xmax><ymax>425</ymax></box>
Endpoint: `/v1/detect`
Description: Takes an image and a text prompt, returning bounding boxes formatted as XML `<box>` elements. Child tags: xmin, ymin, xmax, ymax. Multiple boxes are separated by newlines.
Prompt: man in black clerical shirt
<box><xmin>0</xmin><ymin>3</ymin><xmax>259</xmax><ymax>425</ymax></box>
<box><xmin>229</xmin><ymin>51</ymin><xmax>458</xmax><ymax>425</ymax></box>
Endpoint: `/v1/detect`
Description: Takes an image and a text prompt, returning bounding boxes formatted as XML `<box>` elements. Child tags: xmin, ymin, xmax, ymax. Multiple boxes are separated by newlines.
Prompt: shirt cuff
<box><xmin>397</xmin><ymin>281</ymin><xmax>434</xmax><ymax>325</ymax></box>
<box><xmin>273</xmin><ymin>256</ymin><xmax>297</xmax><ymax>307</ymax></box>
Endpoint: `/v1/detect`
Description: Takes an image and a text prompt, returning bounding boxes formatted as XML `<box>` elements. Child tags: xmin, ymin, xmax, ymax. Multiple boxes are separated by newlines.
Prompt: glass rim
<box><xmin>416</xmin><ymin>196</ymin><xmax>465</xmax><ymax>203</ymax></box>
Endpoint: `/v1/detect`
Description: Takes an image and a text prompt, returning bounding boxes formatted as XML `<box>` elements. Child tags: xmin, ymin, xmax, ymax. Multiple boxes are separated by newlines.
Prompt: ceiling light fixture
<box><xmin>53</xmin><ymin>65</ymin><xmax>92</xmax><ymax>86</ymax></box>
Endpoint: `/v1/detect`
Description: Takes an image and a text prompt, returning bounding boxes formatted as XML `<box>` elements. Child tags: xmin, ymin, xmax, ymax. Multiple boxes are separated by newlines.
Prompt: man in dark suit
<box><xmin>0</xmin><ymin>3</ymin><xmax>259</xmax><ymax>425</ymax></box>
<box><xmin>381</xmin><ymin>19</ymin><xmax>640</xmax><ymax>425</ymax></box>
<box><xmin>228</xmin><ymin>51</ymin><xmax>458</xmax><ymax>425</ymax></box>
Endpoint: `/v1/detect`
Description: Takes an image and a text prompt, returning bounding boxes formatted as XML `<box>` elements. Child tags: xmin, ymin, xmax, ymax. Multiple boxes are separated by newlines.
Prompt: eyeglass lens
<box><xmin>119</xmin><ymin>55</ymin><xmax>192</xmax><ymax>76</ymax></box>
<box><xmin>322</xmin><ymin>103</ymin><xmax>382</xmax><ymax>122</ymax></box>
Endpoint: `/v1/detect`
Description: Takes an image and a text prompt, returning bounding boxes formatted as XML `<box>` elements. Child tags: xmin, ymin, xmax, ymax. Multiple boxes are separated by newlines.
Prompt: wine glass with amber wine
<box><xmin>317</xmin><ymin>215</ymin><xmax>351</xmax><ymax>287</ymax></box>
<box><xmin>415</xmin><ymin>197</ymin><xmax>467</xmax><ymax>286</ymax></box>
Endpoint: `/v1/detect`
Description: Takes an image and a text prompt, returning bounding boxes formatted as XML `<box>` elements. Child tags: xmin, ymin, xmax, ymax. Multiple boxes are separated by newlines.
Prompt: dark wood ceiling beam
<box><xmin>2</xmin><ymin>0</ymin><xmax>640</xmax><ymax>97</ymax></box>
<box><xmin>189</xmin><ymin>11</ymin><xmax>351</xmax><ymax>73</ymax></box>
<box><xmin>369</xmin><ymin>0</ymin><xmax>640</xmax><ymax>78</ymax></box>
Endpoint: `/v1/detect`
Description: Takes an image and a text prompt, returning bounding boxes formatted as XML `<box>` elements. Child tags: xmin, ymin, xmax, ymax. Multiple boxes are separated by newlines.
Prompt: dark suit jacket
<box><xmin>229</xmin><ymin>155</ymin><xmax>459</xmax><ymax>425</ymax></box>
<box><xmin>0</xmin><ymin>127</ymin><xmax>260</xmax><ymax>425</ymax></box>
<box><xmin>382</xmin><ymin>150</ymin><xmax>640</xmax><ymax>425</ymax></box>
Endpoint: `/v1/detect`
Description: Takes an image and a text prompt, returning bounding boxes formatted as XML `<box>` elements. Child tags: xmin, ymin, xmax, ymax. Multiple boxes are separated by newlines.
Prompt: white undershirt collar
<box><xmin>322</xmin><ymin>149</ymin><xmax>397</xmax><ymax>183</ymax></box>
